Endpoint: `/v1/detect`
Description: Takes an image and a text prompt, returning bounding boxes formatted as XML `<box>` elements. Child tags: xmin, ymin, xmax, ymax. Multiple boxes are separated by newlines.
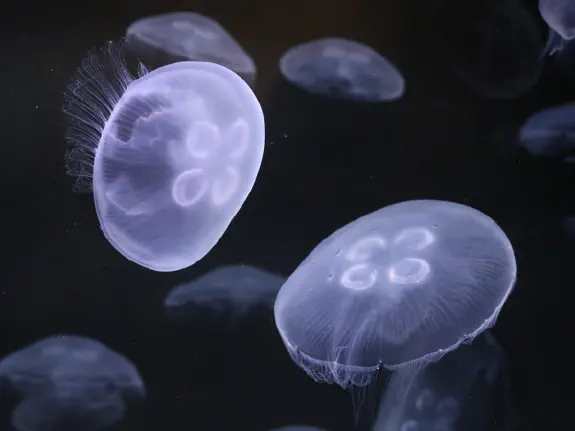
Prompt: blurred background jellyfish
<box><xmin>0</xmin><ymin>334</ymin><xmax>145</xmax><ymax>431</ymax></box>
<box><xmin>539</xmin><ymin>0</ymin><xmax>575</xmax><ymax>57</ymax></box>
<box><xmin>518</xmin><ymin>101</ymin><xmax>575</xmax><ymax>161</ymax></box>
<box><xmin>279</xmin><ymin>37</ymin><xmax>405</xmax><ymax>102</ymax></box>
<box><xmin>436</xmin><ymin>0</ymin><xmax>542</xmax><ymax>99</ymax></box>
<box><xmin>274</xmin><ymin>200</ymin><xmax>516</xmax><ymax>389</ymax></box>
<box><xmin>63</xmin><ymin>42</ymin><xmax>265</xmax><ymax>272</ymax></box>
<box><xmin>126</xmin><ymin>12</ymin><xmax>257</xmax><ymax>87</ymax></box>
<box><xmin>373</xmin><ymin>332</ymin><xmax>515</xmax><ymax>431</ymax></box>
<box><xmin>164</xmin><ymin>264</ymin><xmax>286</xmax><ymax>321</ymax></box>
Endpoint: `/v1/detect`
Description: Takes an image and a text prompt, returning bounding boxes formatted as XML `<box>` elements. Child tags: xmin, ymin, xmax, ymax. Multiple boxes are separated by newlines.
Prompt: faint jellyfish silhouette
<box><xmin>373</xmin><ymin>332</ymin><xmax>515</xmax><ymax>431</ymax></box>
<box><xmin>126</xmin><ymin>12</ymin><xmax>257</xmax><ymax>86</ymax></box>
<box><xmin>0</xmin><ymin>334</ymin><xmax>145</xmax><ymax>431</ymax></box>
<box><xmin>11</xmin><ymin>387</ymin><xmax>126</xmax><ymax>431</ymax></box>
<box><xmin>438</xmin><ymin>0</ymin><xmax>542</xmax><ymax>99</ymax></box>
<box><xmin>63</xmin><ymin>41</ymin><xmax>265</xmax><ymax>272</ymax></box>
<box><xmin>561</xmin><ymin>216</ymin><xmax>575</xmax><ymax>238</ymax></box>
<box><xmin>274</xmin><ymin>200</ymin><xmax>516</xmax><ymax>389</ymax></box>
<box><xmin>279</xmin><ymin>38</ymin><xmax>405</xmax><ymax>102</ymax></box>
<box><xmin>518</xmin><ymin>101</ymin><xmax>575</xmax><ymax>161</ymax></box>
<box><xmin>270</xmin><ymin>426</ymin><xmax>329</xmax><ymax>431</ymax></box>
<box><xmin>539</xmin><ymin>0</ymin><xmax>575</xmax><ymax>57</ymax></box>
<box><xmin>164</xmin><ymin>264</ymin><xmax>286</xmax><ymax>320</ymax></box>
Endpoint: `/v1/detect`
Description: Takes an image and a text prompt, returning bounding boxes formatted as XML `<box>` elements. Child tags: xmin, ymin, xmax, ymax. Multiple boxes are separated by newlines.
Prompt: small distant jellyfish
<box><xmin>274</xmin><ymin>200</ymin><xmax>516</xmax><ymax>389</ymax></box>
<box><xmin>279</xmin><ymin>38</ymin><xmax>405</xmax><ymax>102</ymax></box>
<box><xmin>164</xmin><ymin>264</ymin><xmax>286</xmax><ymax>319</ymax></box>
<box><xmin>63</xmin><ymin>42</ymin><xmax>265</xmax><ymax>272</ymax></box>
<box><xmin>0</xmin><ymin>334</ymin><xmax>145</xmax><ymax>431</ymax></box>
<box><xmin>11</xmin><ymin>388</ymin><xmax>126</xmax><ymax>431</ymax></box>
<box><xmin>518</xmin><ymin>101</ymin><xmax>575</xmax><ymax>161</ymax></box>
<box><xmin>539</xmin><ymin>0</ymin><xmax>575</xmax><ymax>57</ymax></box>
<box><xmin>373</xmin><ymin>332</ymin><xmax>514</xmax><ymax>431</ymax></box>
<box><xmin>126</xmin><ymin>12</ymin><xmax>257</xmax><ymax>86</ymax></box>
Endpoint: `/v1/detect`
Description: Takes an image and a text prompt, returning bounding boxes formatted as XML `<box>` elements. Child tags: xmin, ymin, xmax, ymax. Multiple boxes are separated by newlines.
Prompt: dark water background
<box><xmin>0</xmin><ymin>0</ymin><xmax>574</xmax><ymax>429</ymax></box>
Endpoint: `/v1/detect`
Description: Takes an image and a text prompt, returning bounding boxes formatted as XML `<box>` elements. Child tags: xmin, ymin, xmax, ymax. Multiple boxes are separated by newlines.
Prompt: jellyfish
<box><xmin>438</xmin><ymin>0</ymin><xmax>542</xmax><ymax>99</ymax></box>
<box><xmin>539</xmin><ymin>0</ymin><xmax>575</xmax><ymax>57</ymax></box>
<box><xmin>274</xmin><ymin>200</ymin><xmax>516</xmax><ymax>389</ymax></box>
<box><xmin>11</xmin><ymin>388</ymin><xmax>126</xmax><ymax>431</ymax></box>
<box><xmin>126</xmin><ymin>12</ymin><xmax>256</xmax><ymax>86</ymax></box>
<box><xmin>63</xmin><ymin>42</ymin><xmax>265</xmax><ymax>272</ymax></box>
<box><xmin>373</xmin><ymin>332</ymin><xmax>515</xmax><ymax>431</ymax></box>
<box><xmin>164</xmin><ymin>264</ymin><xmax>286</xmax><ymax>319</ymax></box>
<box><xmin>0</xmin><ymin>334</ymin><xmax>145</xmax><ymax>431</ymax></box>
<box><xmin>278</xmin><ymin>38</ymin><xmax>405</xmax><ymax>102</ymax></box>
<box><xmin>518</xmin><ymin>101</ymin><xmax>575</xmax><ymax>161</ymax></box>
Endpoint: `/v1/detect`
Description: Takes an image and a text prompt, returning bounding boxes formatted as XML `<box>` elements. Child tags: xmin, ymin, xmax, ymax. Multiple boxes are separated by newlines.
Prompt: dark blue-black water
<box><xmin>0</xmin><ymin>0</ymin><xmax>573</xmax><ymax>430</ymax></box>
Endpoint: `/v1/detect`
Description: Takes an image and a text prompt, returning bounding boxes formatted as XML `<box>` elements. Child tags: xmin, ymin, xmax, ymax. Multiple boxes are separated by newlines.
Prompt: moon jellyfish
<box><xmin>373</xmin><ymin>332</ymin><xmax>515</xmax><ymax>431</ymax></box>
<box><xmin>274</xmin><ymin>200</ymin><xmax>516</xmax><ymax>389</ymax></box>
<box><xmin>519</xmin><ymin>101</ymin><xmax>575</xmax><ymax>161</ymax></box>
<box><xmin>539</xmin><ymin>0</ymin><xmax>575</xmax><ymax>57</ymax></box>
<box><xmin>164</xmin><ymin>264</ymin><xmax>286</xmax><ymax>320</ymax></box>
<box><xmin>0</xmin><ymin>334</ymin><xmax>145</xmax><ymax>431</ymax></box>
<box><xmin>63</xmin><ymin>42</ymin><xmax>265</xmax><ymax>271</ymax></box>
<box><xmin>439</xmin><ymin>0</ymin><xmax>542</xmax><ymax>99</ymax></box>
<box><xmin>279</xmin><ymin>38</ymin><xmax>405</xmax><ymax>102</ymax></box>
<box><xmin>126</xmin><ymin>12</ymin><xmax>256</xmax><ymax>86</ymax></box>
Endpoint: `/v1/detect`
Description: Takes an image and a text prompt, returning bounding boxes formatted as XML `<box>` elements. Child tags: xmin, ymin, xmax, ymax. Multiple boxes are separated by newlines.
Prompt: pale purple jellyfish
<box><xmin>164</xmin><ymin>264</ymin><xmax>286</xmax><ymax>319</ymax></box>
<box><xmin>279</xmin><ymin>38</ymin><xmax>405</xmax><ymax>102</ymax></box>
<box><xmin>518</xmin><ymin>101</ymin><xmax>575</xmax><ymax>160</ymax></box>
<box><xmin>63</xmin><ymin>42</ymin><xmax>265</xmax><ymax>271</ymax></box>
<box><xmin>126</xmin><ymin>12</ymin><xmax>257</xmax><ymax>86</ymax></box>
<box><xmin>274</xmin><ymin>200</ymin><xmax>516</xmax><ymax>389</ymax></box>
<box><xmin>539</xmin><ymin>0</ymin><xmax>575</xmax><ymax>57</ymax></box>
<box><xmin>0</xmin><ymin>334</ymin><xmax>144</xmax><ymax>431</ymax></box>
<box><xmin>373</xmin><ymin>332</ymin><xmax>514</xmax><ymax>431</ymax></box>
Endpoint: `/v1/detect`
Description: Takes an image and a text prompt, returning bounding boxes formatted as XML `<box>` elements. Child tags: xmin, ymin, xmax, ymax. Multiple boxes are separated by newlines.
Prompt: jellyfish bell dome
<box><xmin>64</xmin><ymin>42</ymin><xmax>265</xmax><ymax>272</ymax></box>
<box><xmin>274</xmin><ymin>200</ymin><xmax>516</xmax><ymax>388</ymax></box>
<box><xmin>539</xmin><ymin>0</ymin><xmax>575</xmax><ymax>57</ymax></box>
<box><xmin>279</xmin><ymin>37</ymin><xmax>405</xmax><ymax>102</ymax></box>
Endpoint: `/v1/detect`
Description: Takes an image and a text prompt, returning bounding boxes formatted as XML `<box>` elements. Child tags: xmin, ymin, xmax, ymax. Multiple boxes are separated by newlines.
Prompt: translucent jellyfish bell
<box><xmin>519</xmin><ymin>101</ymin><xmax>575</xmax><ymax>160</ymax></box>
<box><xmin>373</xmin><ymin>332</ymin><xmax>515</xmax><ymax>431</ymax></box>
<box><xmin>63</xmin><ymin>42</ymin><xmax>265</xmax><ymax>271</ymax></box>
<box><xmin>0</xmin><ymin>335</ymin><xmax>144</xmax><ymax>396</ymax></box>
<box><xmin>279</xmin><ymin>38</ymin><xmax>405</xmax><ymax>102</ymax></box>
<box><xmin>11</xmin><ymin>387</ymin><xmax>126</xmax><ymax>431</ymax></box>
<box><xmin>0</xmin><ymin>334</ymin><xmax>145</xmax><ymax>431</ymax></box>
<box><xmin>126</xmin><ymin>12</ymin><xmax>256</xmax><ymax>86</ymax></box>
<box><xmin>164</xmin><ymin>264</ymin><xmax>286</xmax><ymax>319</ymax></box>
<box><xmin>539</xmin><ymin>0</ymin><xmax>575</xmax><ymax>57</ymax></box>
<box><xmin>274</xmin><ymin>200</ymin><xmax>516</xmax><ymax>388</ymax></box>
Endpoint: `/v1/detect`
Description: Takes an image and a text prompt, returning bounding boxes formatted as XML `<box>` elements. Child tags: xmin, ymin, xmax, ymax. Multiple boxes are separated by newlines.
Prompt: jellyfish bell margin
<box><xmin>273</xmin><ymin>200</ymin><xmax>517</xmax><ymax>389</ymax></box>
